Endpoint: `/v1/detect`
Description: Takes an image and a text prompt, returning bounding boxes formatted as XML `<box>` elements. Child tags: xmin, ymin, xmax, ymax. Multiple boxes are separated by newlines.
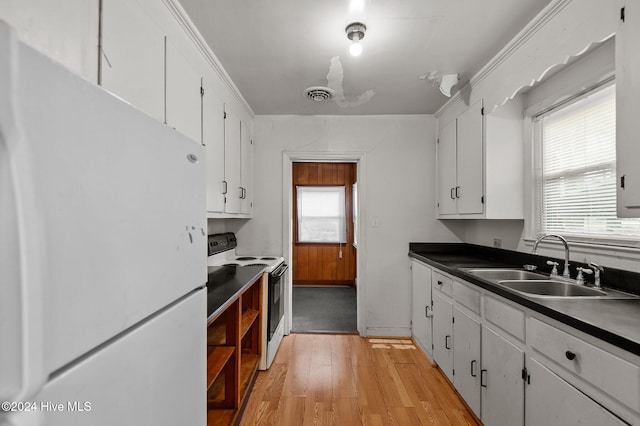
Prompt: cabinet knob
<box><xmin>437</xmin><ymin>280</ymin><xmax>443</xmax><ymax>286</ymax></box>
<box><xmin>565</xmin><ymin>350</ymin><xmax>576</xmax><ymax>361</ymax></box>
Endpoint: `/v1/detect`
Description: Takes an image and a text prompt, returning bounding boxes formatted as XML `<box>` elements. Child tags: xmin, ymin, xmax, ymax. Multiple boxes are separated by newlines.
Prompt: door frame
<box><xmin>282</xmin><ymin>151</ymin><xmax>367</xmax><ymax>336</ymax></box>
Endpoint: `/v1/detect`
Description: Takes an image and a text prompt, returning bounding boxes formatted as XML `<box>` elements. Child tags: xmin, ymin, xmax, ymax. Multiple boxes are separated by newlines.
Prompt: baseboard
<box><xmin>365</xmin><ymin>327</ymin><xmax>411</xmax><ymax>337</ymax></box>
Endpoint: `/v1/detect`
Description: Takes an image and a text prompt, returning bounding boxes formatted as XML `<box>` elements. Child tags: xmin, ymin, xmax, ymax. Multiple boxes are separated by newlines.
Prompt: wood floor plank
<box><xmin>240</xmin><ymin>336</ymin><xmax>480</xmax><ymax>426</ymax></box>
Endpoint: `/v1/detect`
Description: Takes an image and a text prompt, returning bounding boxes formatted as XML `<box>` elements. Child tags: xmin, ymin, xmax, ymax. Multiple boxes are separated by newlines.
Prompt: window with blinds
<box><xmin>535</xmin><ymin>83</ymin><xmax>640</xmax><ymax>244</ymax></box>
<box><xmin>297</xmin><ymin>186</ymin><xmax>347</xmax><ymax>243</ymax></box>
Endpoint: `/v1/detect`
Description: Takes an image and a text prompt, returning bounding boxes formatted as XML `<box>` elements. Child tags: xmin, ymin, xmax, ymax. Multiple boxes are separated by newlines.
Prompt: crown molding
<box><xmin>435</xmin><ymin>0</ymin><xmax>573</xmax><ymax>118</ymax></box>
<box><xmin>161</xmin><ymin>0</ymin><xmax>255</xmax><ymax>118</ymax></box>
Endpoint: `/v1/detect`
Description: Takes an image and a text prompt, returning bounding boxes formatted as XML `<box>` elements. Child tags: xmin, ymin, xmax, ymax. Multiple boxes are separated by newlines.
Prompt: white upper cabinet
<box><xmin>203</xmin><ymin>75</ymin><xmax>225</xmax><ymax>215</ymax></box>
<box><xmin>455</xmin><ymin>99</ymin><xmax>484</xmax><ymax>214</ymax></box>
<box><xmin>616</xmin><ymin>3</ymin><xmax>640</xmax><ymax>217</ymax></box>
<box><xmin>100</xmin><ymin>0</ymin><xmax>165</xmax><ymax>122</ymax></box>
<box><xmin>240</xmin><ymin>121</ymin><xmax>253</xmax><ymax>215</ymax></box>
<box><xmin>436</xmin><ymin>98</ymin><xmax>524</xmax><ymax>219</ymax></box>
<box><xmin>223</xmin><ymin>106</ymin><xmax>242</xmax><ymax>214</ymax></box>
<box><xmin>437</xmin><ymin>119</ymin><xmax>457</xmax><ymax>215</ymax></box>
<box><xmin>165</xmin><ymin>38</ymin><xmax>202</xmax><ymax>143</ymax></box>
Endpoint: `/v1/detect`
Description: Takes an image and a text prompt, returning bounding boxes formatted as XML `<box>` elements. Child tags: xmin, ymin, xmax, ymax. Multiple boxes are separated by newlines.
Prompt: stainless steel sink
<box><xmin>464</xmin><ymin>268</ymin><xmax>548</xmax><ymax>282</ymax></box>
<box><xmin>497</xmin><ymin>280</ymin><xmax>639</xmax><ymax>299</ymax></box>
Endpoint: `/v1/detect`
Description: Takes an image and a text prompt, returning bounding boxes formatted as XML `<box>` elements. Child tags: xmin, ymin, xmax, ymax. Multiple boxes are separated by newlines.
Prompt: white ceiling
<box><xmin>179</xmin><ymin>0</ymin><xmax>552</xmax><ymax>115</ymax></box>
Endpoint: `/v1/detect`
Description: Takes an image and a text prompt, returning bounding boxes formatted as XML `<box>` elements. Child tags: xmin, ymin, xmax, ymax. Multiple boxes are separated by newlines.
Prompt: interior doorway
<box><xmin>290</xmin><ymin>161</ymin><xmax>358</xmax><ymax>333</ymax></box>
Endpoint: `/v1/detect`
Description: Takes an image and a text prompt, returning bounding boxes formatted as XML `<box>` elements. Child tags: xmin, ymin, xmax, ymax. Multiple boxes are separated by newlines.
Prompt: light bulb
<box><xmin>349</xmin><ymin>34</ymin><xmax>362</xmax><ymax>56</ymax></box>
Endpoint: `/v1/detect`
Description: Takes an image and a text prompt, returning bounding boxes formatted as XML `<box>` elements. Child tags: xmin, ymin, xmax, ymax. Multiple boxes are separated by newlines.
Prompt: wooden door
<box><xmin>292</xmin><ymin>162</ymin><xmax>356</xmax><ymax>286</ymax></box>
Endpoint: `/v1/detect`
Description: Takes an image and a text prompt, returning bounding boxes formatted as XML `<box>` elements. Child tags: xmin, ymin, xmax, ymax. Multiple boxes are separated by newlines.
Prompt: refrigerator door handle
<box><xmin>0</xmin><ymin>24</ymin><xmax>46</xmax><ymax>403</ymax></box>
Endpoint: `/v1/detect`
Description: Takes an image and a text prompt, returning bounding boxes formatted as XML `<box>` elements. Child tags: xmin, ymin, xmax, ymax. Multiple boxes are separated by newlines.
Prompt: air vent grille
<box><xmin>304</xmin><ymin>86</ymin><xmax>335</xmax><ymax>102</ymax></box>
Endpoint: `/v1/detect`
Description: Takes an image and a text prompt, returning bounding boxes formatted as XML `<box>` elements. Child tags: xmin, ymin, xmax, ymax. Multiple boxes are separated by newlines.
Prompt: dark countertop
<box><xmin>409</xmin><ymin>243</ymin><xmax>640</xmax><ymax>357</ymax></box>
<box><xmin>206</xmin><ymin>265</ymin><xmax>265</xmax><ymax>321</ymax></box>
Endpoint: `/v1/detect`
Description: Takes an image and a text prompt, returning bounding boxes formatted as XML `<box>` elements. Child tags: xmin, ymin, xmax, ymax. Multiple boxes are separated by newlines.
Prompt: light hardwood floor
<box><xmin>239</xmin><ymin>334</ymin><xmax>480</xmax><ymax>425</ymax></box>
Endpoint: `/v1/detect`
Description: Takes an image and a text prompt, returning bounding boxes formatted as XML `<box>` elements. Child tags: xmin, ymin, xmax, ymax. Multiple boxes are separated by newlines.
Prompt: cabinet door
<box><xmin>432</xmin><ymin>291</ymin><xmax>453</xmax><ymax>383</ymax></box>
<box><xmin>456</xmin><ymin>99</ymin><xmax>484</xmax><ymax>214</ymax></box>
<box><xmin>223</xmin><ymin>106</ymin><xmax>241</xmax><ymax>213</ymax></box>
<box><xmin>437</xmin><ymin>119</ymin><xmax>457</xmax><ymax>215</ymax></box>
<box><xmin>203</xmin><ymin>75</ymin><xmax>225</xmax><ymax>214</ymax></box>
<box><xmin>616</xmin><ymin>1</ymin><xmax>640</xmax><ymax>217</ymax></box>
<box><xmin>481</xmin><ymin>326</ymin><xmax>524</xmax><ymax>426</ymax></box>
<box><xmin>240</xmin><ymin>121</ymin><xmax>253</xmax><ymax>215</ymax></box>
<box><xmin>453</xmin><ymin>307</ymin><xmax>481</xmax><ymax>417</ymax></box>
<box><xmin>165</xmin><ymin>38</ymin><xmax>202</xmax><ymax>143</ymax></box>
<box><xmin>411</xmin><ymin>261</ymin><xmax>433</xmax><ymax>358</ymax></box>
<box><xmin>526</xmin><ymin>358</ymin><xmax>626</xmax><ymax>426</ymax></box>
<box><xmin>101</xmin><ymin>0</ymin><xmax>165</xmax><ymax>122</ymax></box>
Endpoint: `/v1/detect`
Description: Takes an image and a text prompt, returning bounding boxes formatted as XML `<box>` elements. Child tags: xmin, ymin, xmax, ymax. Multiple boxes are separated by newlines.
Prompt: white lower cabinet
<box><xmin>526</xmin><ymin>357</ymin><xmax>625</xmax><ymax>426</ymax></box>
<box><xmin>411</xmin><ymin>260</ymin><xmax>433</xmax><ymax>357</ymax></box>
<box><xmin>481</xmin><ymin>325</ymin><xmax>525</xmax><ymax>426</ymax></box>
<box><xmin>410</xmin><ymin>261</ymin><xmax>638</xmax><ymax>425</ymax></box>
<box><xmin>453</xmin><ymin>307</ymin><xmax>481</xmax><ymax>417</ymax></box>
<box><xmin>432</xmin><ymin>290</ymin><xmax>453</xmax><ymax>383</ymax></box>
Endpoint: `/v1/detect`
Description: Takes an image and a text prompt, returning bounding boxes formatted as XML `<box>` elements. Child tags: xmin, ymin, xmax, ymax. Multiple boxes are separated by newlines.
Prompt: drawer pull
<box><xmin>445</xmin><ymin>335</ymin><xmax>451</xmax><ymax>350</ymax></box>
<box><xmin>480</xmin><ymin>369</ymin><xmax>487</xmax><ymax>388</ymax></box>
<box><xmin>470</xmin><ymin>360</ymin><xmax>477</xmax><ymax>377</ymax></box>
<box><xmin>565</xmin><ymin>350</ymin><xmax>576</xmax><ymax>361</ymax></box>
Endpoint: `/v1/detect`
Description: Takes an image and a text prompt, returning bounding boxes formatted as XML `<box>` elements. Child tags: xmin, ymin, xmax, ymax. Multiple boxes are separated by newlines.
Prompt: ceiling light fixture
<box><xmin>346</xmin><ymin>22</ymin><xmax>366</xmax><ymax>57</ymax></box>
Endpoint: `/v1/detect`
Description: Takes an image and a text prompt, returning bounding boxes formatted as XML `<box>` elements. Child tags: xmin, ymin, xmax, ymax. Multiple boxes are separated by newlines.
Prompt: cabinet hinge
<box><xmin>431</xmin><ymin>343</ymin><xmax>434</xmax><ymax>350</ymax></box>
<box><xmin>452</xmin><ymin>317</ymin><xmax>455</xmax><ymax>323</ymax></box>
<box><xmin>224</xmin><ymin>111</ymin><xmax>227</xmax><ymax>119</ymax></box>
<box><xmin>522</xmin><ymin>367</ymin><xmax>530</xmax><ymax>384</ymax></box>
<box><xmin>621</xmin><ymin>175</ymin><xmax>626</xmax><ymax>189</ymax></box>
<box><xmin>452</xmin><ymin>369</ymin><xmax>455</xmax><ymax>376</ymax></box>
<box><xmin>437</xmin><ymin>202</ymin><xmax>440</xmax><ymax>207</ymax></box>
<box><xmin>251</xmin><ymin>139</ymin><xmax>253</xmax><ymax>145</ymax></box>
<box><xmin>437</xmin><ymin>138</ymin><xmax>439</xmax><ymax>144</ymax></box>
<box><xmin>481</xmin><ymin>107</ymin><xmax>485</xmax><ymax>116</ymax></box>
<box><xmin>481</xmin><ymin>195</ymin><xmax>484</xmax><ymax>204</ymax></box>
<box><xmin>621</xmin><ymin>6</ymin><xmax>625</xmax><ymax>22</ymax></box>
<box><xmin>200</xmin><ymin>86</ymin><xmax>204</xmax><ymax>96</ymax></box>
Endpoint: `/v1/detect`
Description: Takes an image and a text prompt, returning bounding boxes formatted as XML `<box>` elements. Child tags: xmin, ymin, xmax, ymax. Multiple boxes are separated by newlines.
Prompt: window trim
<box><xmin>530</xmin><ymin>78</ymin><xmax>640</xmax><ymax>249</ymax></box>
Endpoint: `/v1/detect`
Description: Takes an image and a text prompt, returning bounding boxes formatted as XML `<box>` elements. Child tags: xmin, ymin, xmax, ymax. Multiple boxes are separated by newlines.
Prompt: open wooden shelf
<box><xmin>207</xmin><ymin>346</ymin><xmax>235</xmax><ymax>391</ymax></box>
<box><xmin>240</xmin><ymin>309</ymin><xmax>259</xmax><ymax>339</ymax></box>
<box><xmin>238</xmin><ymin>353</ymin><xmax>260</xmax><ymax>398</ymax></box>
<box><xmin>207</xmin><ymin>321</ymin><xmax>226</xmax><ymax>346</ymax></box>
<box><xmin>207</xmin><ymin>274</ymin><xmax>264</xmax><ymax>426</ymax></box>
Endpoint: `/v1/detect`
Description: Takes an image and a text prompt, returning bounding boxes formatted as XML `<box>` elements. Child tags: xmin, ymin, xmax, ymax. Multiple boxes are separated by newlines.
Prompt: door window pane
<box><xmin>297</xmin><ymin>186</ymin><xmax>346</xmax><ymax>243</ymax></box>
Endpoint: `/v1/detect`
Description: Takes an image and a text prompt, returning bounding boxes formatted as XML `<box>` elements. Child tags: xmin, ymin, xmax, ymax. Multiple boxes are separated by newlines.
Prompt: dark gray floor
<box><xmin>292</xmin><ymin>286</ymin><xmax>357</xmax><ymax>333</ymax></box>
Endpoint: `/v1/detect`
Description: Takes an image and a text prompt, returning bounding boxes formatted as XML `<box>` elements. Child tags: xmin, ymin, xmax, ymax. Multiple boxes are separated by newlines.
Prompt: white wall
<box><xmin>232</xmin><ymin>115</ymin><xmax>460</xmax><ymax>336</ymax></box>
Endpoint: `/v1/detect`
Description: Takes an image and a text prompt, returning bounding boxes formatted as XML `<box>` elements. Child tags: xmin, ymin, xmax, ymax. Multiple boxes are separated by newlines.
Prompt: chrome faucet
<box><xmin>588</xmin><ymin>262</ymin><xmax>604</xmax><ymax>288</ymax></box>
<box><xmin>532</xmin><ymin>234</ymin><xmax>571</xmax><ymax>278</ymax></box>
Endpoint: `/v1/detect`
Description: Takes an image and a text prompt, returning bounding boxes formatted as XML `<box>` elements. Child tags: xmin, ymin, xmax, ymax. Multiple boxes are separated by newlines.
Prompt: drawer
<box><xmin>530</xmin><ymin>318</ymin><xmax>640</xmax><ymax>413</ymax></box>
<box><xmin>483</xmin><ymin>295</ymin><xmax>525</xmax><ymax>342</ymax></box>
<box><xmin>433</xmin><ymin>271</ymin><xmax>453</xmax><ymax>297</ymax></box>
<box><xmin>453</xmin><ymin>280</ymin><xmax>481</xmax><ymax>315</ymax></box>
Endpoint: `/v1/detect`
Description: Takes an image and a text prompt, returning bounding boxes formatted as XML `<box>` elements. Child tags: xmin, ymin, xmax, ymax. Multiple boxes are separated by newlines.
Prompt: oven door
<box><xmin>267</xmin><ymin>263</ymin><xmax>288</xmax><ymax>341</ymax></box>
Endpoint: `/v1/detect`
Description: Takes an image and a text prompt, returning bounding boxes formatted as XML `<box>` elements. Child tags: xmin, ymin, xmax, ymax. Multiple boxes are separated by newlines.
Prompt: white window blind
<box><xmin>536</xmin><ymin>83</ymin><xmax>640</xmax><ymax>243</ymax></box>
<box><xmin>297</xmin><ymin>186</ymin><xmax>346</xmax><ymax>243</ymax></box>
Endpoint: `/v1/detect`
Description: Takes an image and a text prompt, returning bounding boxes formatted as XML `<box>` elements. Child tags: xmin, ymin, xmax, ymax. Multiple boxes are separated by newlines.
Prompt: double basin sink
<box><xmin>462</xmin><ymin>268</ymin><xmax>638</xmax><ymax>299</ymax></box>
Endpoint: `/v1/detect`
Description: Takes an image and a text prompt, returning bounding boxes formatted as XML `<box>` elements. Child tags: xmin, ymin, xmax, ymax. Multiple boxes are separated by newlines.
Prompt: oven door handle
<box><xmin>271</xmin><ymin>263</ymin><xmax>289</xmax><ymax>278</ymax></box>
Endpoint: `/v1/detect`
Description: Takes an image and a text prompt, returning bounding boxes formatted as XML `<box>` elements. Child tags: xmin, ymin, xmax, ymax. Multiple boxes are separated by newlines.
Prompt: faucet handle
<box><xmin>576</xmin><ymin>267</ymin><xmax>593</xmax><ymax>285</ymax></box>
<box><xmin>588</xmin><ymin>262</ymin><xmax>604</xmax><ymax>287</ymax></box>
<box><xmin>546</xmin><ymin>260</ymin><xmax>559</xmax><ymax>275</ymax></box>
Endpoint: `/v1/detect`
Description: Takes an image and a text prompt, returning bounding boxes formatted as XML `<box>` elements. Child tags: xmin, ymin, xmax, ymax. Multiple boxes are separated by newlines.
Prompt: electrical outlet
<box><xmin>493</xmin><ymin>238</ymin><xmax>502</xmax><ymax>248</ymax></box>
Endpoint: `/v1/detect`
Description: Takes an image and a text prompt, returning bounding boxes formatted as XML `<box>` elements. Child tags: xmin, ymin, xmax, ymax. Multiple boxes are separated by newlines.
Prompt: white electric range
<box><xmin>207</xmin><ymin>233</ymin><xmax>287</xmax><ymax>369</ymax></box>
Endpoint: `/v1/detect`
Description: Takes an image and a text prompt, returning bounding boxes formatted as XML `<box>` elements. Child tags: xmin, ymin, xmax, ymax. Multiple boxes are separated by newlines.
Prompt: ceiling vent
<box><xmin>304</xmin><ymin>86</ymin><xmax>335</xmax><ymax>102</ymax></box>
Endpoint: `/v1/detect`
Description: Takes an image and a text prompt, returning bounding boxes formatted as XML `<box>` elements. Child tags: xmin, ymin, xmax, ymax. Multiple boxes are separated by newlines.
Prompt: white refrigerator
<box><xmin>0</xmin><ymin>22</ymin><xmax>207</xmax><ymax>425</ymax></box>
